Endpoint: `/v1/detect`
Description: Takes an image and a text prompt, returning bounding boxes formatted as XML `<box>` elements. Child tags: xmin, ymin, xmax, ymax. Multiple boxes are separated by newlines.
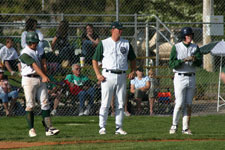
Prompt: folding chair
<box><xmin>157</xmin><ymin>89</ymin><xmax>174</xmax><ymax>114</ymax></box>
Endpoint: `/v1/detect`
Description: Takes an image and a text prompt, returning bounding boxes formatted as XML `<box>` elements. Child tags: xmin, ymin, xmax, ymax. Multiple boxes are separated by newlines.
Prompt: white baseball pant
<box><xmin>99</xmin><ymin>69</ymin><xmax>126</xmax><ymax>129</ymax></box>
<box><xmin>22</xmin><ymin>77</ymin><xmax>50</xmax><ymax>111</ymax></box>
<box><xmin>172</xmin><ymin>73</ymin><xmax>196</xmax><ymax>130</ymax></box>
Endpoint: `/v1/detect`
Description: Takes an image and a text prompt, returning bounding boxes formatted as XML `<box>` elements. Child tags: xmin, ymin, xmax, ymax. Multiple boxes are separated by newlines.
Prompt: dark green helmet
<box><xmin>26</xmin><ymin>31</ymin><xmax>39</xmax><ymax>44</ymax></box>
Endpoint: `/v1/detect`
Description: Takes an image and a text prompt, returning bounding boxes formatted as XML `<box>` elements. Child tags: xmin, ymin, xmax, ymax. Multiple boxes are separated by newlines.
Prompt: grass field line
<box><xmin>1</xmin><ymin>139</ymin><xmax>225</xmax><ymax>149</ymax></box>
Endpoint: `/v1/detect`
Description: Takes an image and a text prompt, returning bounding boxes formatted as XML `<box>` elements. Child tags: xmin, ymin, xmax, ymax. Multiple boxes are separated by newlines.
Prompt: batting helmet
<box><xmin>26</xmin><ymin>31</ymin><xmax>39</xmax><ymax>44</ymax></box>
<box><xmin>181</xmin><ymin>27</ymin><xmax>194</xmax><ymax>40</ymax></box>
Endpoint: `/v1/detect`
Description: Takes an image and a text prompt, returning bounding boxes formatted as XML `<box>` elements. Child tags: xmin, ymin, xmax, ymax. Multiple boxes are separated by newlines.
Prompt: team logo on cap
<box><xmin>120</xmin><ymin>47</ymin><xmax>127</xmax><ymax>54</ymax></box>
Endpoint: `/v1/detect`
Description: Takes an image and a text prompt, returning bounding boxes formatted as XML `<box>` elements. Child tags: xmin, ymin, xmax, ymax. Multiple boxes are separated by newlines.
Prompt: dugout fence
<box><xmin>0</xmin><ymin>13</ymin><xmax>224</xmax><ymax>116</ymax></box>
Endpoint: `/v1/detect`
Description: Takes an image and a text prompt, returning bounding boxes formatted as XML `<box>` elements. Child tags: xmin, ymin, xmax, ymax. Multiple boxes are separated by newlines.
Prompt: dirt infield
<box><xmin>1</xmin><ymin>139</ymin><xmax>225</xmax><ymax>149</ymax></box>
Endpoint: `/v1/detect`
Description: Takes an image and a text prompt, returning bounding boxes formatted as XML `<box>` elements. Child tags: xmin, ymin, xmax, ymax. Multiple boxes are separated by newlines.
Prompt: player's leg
<box><xmin>37</xmin><ymin>82</ymin><xmax>59</xmax><ymax>136</ymax></box>
<box><xmin>114</xmin><ymin>73</ymin><xmax>127</xmax><ymax>135</ymax></box>
<box><xmin>182</xmin><ymin>76</ymin><xmax>196</xmax><ymax>134</ymax></box>
<box><xmin>170</xmin><ymin>74</ymin><xmax>187</xmax><ymax>134</ymax></box>
<box><xmin>22</xmin><ymin>77</ymin><xmax>39</xmax><ymax>137</ymax></box>
<box><xmin>99</xmin><ymin>70</ymin><xmax>115</xmax><ymax>134</ymax></box>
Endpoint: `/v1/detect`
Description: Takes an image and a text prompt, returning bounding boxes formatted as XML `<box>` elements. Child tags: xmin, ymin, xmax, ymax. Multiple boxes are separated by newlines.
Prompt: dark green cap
<box><xmin>111</xmin><ymin>21</ymin><xmax>123</xmax><ymax>29</ymax></box>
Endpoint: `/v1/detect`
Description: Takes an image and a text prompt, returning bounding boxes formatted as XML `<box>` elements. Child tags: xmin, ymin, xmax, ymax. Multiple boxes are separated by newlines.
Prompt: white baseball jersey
<box><xmin>101</xmin><ymin>37</ymin><xmax>130</xmax><ymax>71</ymax></box>
<box><xmin>0</xmin><ymin>46</ymin><xmax>19</xmax><ymax>61</ymax></box>
<box><xmin>173</xmin><ymin>42</ymin><xmax>198</xmax><ymax>73</ymax></box>
<box><xmin>20</xmin><ymin>46</ymin><xmax>43</xmax><ymax>76</ymax></box>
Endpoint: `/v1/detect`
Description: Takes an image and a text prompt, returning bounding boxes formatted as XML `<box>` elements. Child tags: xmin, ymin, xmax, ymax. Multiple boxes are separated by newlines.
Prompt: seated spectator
<box><xmin>81</xmin><ymin>24</ymin><xmax>100</xmax><ymax>65</ymax></box>
<box><xmin>147</xmin><ymin>69</ymin><xmax>159</xmax><ymax>116</ymax></box>
<box><xmin>46</xmin><ymin>66</ymin><xmax>62</xmax><ymax>116</ymax></box>
<box><xmin>21</xmin><ymin>18</ymin><xmax>44</xmax><ymax>49</ymax></box>
<box><xmin>64</xmin><ymin>63</ymin><xmax>95</xmax><ymax>116</ymax></box>
<box><xmin>0</xmin><ymin>68</ymin><xmax>18</xmax><ymax>116</ymax></box>
<box><xmin>130</xmin><ymin>67</ymin><xmax>150</xmax><ymax>114</ymax></box>
<box><xmin>0</xmin><ymin>38</ymin><xmax>21</xmax><ymax>75</ymax></box>
<box><xmin>52</xmin><ymin>20</ymin><xmax>74</xmax><ymax>67</ymax></box>
<box><xmin>110</xmin><ymin>95</ymin><xmax>131</xmax><ymax>117</ymax></box>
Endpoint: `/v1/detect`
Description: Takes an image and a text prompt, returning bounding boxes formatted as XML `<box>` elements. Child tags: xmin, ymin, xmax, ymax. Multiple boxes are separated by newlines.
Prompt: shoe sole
<box><xmin>46</xmin><ymin>130</ymin><xmax>60</xmax><ymax>136</ymax></box>
<box><xmin>115</xmin><ymin>132</ymin><xmax>127</xmax><ymax>135</ymax></box>
<box><xmin>29</xmin><ymin>134</ymin><xmax>37</xmax><ymax>137</ymax></box>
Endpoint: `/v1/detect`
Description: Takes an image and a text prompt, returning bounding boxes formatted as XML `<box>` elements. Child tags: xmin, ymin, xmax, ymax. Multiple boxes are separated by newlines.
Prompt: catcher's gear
<box><xmin>181</xmin><ymin>27</ymin><xmax>194</xmax><ymax>40</ymax></box>
<box><xmin>26</xmin><ymin>31</ymin><xmax>39</xmax><ymax>44</ymax></box>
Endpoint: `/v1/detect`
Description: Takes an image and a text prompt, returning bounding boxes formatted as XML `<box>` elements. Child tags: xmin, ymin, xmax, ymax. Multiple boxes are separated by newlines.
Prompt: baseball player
<box><xmin>19</xmin><ymin>31</ymin><xmax>59</xmax><ymax>137</ymax></box>
<box><xmin>92</xmin><ymin>21</ymin><xmax>136</xmax><ymax>135</ymax></box>
<box><xmin>169</xmin><ymin>27</ymin><xmax>202</xmax><ymax>135</ymax></box>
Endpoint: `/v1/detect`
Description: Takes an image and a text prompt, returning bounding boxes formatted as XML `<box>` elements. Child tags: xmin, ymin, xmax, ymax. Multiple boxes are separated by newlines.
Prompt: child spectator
<box><xmin>147</xmin><ymin>69</ymin><xmax>159</xmax><ymax>116</ymax></box>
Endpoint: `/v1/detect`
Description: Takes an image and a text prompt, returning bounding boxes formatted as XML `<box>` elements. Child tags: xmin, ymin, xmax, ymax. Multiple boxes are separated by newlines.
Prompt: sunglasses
<box><xmin>75</xmin><ymin>68</ymin><xmax>81</xmax><ymax>71</ymax></box>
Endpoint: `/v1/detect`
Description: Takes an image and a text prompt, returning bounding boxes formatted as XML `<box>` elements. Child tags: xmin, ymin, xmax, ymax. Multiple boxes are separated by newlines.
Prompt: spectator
<box><xmin>111</xmin><ymin>95</ymin><xmax>131</xmax><ymax>117</ymax></box>
<box><xmin>51</xmin><ymin>20</ymin><xmax>74</xmax><ymax>67</ymax></box>
<box><xmin>147</xmin><ymin>69</ymin><xmax>159</xmax><ymax>116</ymax></box>
<box><xmin>130</xmin><ymin>67</ymin><xmax>150</xmax><ymax>114</ymax></box>
<box><xmin>81</xmin><ymin>24</ymin><xmax>100</xmax><ymax>65</ymax></box>
<box><xmin>0</xmin><ymin>38</ymin><xmax>21</xmax><ymax>75</ymax></box>
<box><xmin>64</xmin><ymin>63</ymin><xmax>95</xmax><ymax>116</ymax></box>
<box><xmin>0</xmin><ymin>68</ymin><xmax>18</xmax><ymax>116</ymax></box>
<box><xmin>47</xmin><ymin>66</ymin><xmax>62</xmax><ymax>116</ymax></box>
<box><xmin>21</xmin><ymin>18</ymin><xmax>44</xmax><ymax>49</ymax></box>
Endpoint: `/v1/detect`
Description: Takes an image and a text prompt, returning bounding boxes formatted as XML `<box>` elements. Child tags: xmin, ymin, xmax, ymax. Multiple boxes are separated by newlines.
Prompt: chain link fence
<box><xmin>0</xmin><ymin>0</ymin><xmax>225</xmax><ymax>116</ymax></box>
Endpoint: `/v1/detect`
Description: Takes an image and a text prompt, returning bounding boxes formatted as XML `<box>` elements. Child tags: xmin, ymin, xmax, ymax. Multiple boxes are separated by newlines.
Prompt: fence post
<box><xmin>61</xmin><ymin>13</ymin><xmax>64</xmax><ymax>21</ymax></box>
<box><xmin>145</xmin><ymin>21</ymin><xmax>149</xmax><ymax>75</ymax></box>
<box><xmin>155</xmin><ymin>19</ymin><xmax>160</xmax><ymax>76</ymax></box>
<box><xmin>134</xmin><ymin>13</ymin><xmax>138</xmax><ymax>56</ymax></box>
<box><xmin>116</xmin><ymin>0</ymin><xmax>119</xmax><ymax>21</ymax></box>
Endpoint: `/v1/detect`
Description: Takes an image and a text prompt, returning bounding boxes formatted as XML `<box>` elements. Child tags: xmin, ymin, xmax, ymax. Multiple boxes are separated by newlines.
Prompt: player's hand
<box><xmin>127</xmin><ymin>71</ymin><xmax>135</xmax><ymax>80</ymax></box>
<box><xmin>183</xmin><ymin>56</ymin><xmax>195</xmax><ymax>62</ymax></box>
<box><xmin>97</xmin><ymin>74</ymin><xmax>106</xmax><ymax>82</ymax></box>
<box><xmin>42</xmin><ymin>76</ymin><xmax>50</xmax><ymax>83</ymax></box>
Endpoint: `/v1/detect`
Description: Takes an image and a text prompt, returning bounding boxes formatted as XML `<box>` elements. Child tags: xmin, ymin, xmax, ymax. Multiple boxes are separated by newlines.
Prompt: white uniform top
<box><xmin>102</xmin><ymin>37</ymin><xmax>130</xmax><ymax>71</ymax></box>
<box><xmin>131</xmin><ymin>76</ymin><xmax>149</xmax><ymax>89</ymax></box>
<box><xmin>0</xmin><ymin>46</ymin><xmax>19</xmax><ymax>61</ymax></box>
<box><xmin>173</xmin><ymin>42</ymin><xmax>198</xmax><ymax>73</ymax></box>
<box><xmin>21</xmin><ymin>30</ymin><xmax>44</xmax><ymax>49</ymax></box>
<box><xmin>20</xmin><ymin>46</ymin><xmax>43</xmax><ymax>76</ymax></box>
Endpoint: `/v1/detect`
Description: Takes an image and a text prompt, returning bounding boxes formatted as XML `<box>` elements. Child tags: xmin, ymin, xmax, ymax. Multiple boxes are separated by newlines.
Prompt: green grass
<box><xmin>1</xmin><ymin>114</ymin><xmax>225</xmax><ymax>149</ymax></box>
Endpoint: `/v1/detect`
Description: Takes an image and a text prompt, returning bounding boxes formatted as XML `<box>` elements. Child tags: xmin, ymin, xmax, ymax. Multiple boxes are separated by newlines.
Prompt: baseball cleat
<box><xmin>115</xmin><ymin>128</ymin><xmax>127</xmax><ymax>135</ymax></box>
<box><xmin>29</xmin><ymin>128</ymin><xmax>37</xmax><ymax>137</ymax></box>
<box><xmin>182</xmin><ymin>129</ymin><xmax>192</xmax><ymax>135</ymax></box>
<box><xmin>169</xmin><ymin>125</ymin><xmax>178</xmax><ymax>134</ymax></box>
<box><xmin>99</xmin><ymin>128</ymin><xmax>106</xmax><ymax>135</ymax></box>
<box><xmin>46</xmin><ymin>127</ymin><xmax>60</xmax><ymax>136</ymax></box>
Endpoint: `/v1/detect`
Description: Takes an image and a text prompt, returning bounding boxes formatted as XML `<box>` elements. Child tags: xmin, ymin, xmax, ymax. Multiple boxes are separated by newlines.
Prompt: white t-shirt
<box><xmin>131</xmin><ymin>76</ymin><xmax>149</xmax><ymax>89</ymax></box>
<box><xmin>0</xmin><ymin>46</ymin><xmax>19</xmax><ymax>61</ymax></box>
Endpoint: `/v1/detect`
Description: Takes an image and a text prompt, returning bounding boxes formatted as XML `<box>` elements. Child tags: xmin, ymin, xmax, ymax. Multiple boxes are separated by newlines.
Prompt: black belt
<box><xmin>178</xmin><ymin>73</ymin><xmax>195</xmax><ymax>76</ymax></box>
<box><xmin>106</xmin><ymin>69</ymin><xmax>126</xmax><ymax>74</ymax></box>
<box><xmin>24</xmin><ymin>74</ymin><xmax>40</xmax><ymax>78</ymax></box>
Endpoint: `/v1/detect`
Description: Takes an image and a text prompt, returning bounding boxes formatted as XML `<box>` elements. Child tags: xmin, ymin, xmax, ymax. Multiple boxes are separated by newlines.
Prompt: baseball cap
<box><xmin>111</xmin><ymin>21</ymin><xmax>123</xmax><ymax>30</ymax></box>
<box><xmin>136</xmin><ymin>67</ymin><xmax>143</xmax><ymax>72</ymax></box>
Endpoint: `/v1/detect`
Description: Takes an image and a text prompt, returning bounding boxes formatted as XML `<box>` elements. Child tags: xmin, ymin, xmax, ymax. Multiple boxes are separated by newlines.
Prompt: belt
<box><xmin>178</xmin><ymin>73</ymin><xmax>195</xmax><ymax>76</ymax></box>
<box><xmin>24</xmin><ymin>74</ymin><xmax>40</xmax><ymax>78</ymax></box>
<box><xmin>106</xmin><ymin>69</ymin><xmax>126</xmax><ymax>74</ymax></box>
